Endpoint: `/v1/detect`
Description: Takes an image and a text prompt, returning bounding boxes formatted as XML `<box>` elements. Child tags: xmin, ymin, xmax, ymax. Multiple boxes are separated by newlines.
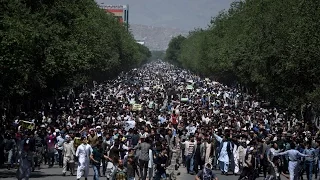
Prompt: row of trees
<box><xmin>0</xmin><ymin>0</ymin><xmax>151</xmax><ymax>115</ymax></box>
<box><xmin>151</xmin><ymin>51</ymin><xmax>166</xmax><ymax>60</ymax></box>
<box><xmin>166</xmin><ymin>0</ymin><xmax>320</xmax><ymax>112</ymax></box>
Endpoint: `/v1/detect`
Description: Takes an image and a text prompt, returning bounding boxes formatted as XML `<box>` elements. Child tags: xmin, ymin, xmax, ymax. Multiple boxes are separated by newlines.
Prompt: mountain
<box><xmin>95</xmin><ymin>0</ymin><xmax>234</xmax><ymax>30</ymax></box>
<box><xmin>130</xmin><ymin>24</ymin><xmax>188</xmax><ymax>51</ymax></box>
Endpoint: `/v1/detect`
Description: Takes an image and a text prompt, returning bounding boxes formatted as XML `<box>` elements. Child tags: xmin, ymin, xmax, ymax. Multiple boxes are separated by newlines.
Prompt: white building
<box><xmin>137</xmin><ymin>41</ymin><xmax>145</xmax><ymax>45</ymax></box>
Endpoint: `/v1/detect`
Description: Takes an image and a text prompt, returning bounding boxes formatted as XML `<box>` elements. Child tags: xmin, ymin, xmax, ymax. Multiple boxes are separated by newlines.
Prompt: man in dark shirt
<box><xmin>155</xmin><ymin>148</ymin><xmax>168</xmax><ymax>180</ymax></box>
<box><xmin>194</xmin><ymin>138</ymin><xmax>203</xmax><ymax>173</ymax></box>
<box><xmin>133</xmin><ymin>136</ymin><xmax>151</xmax><ymax>180</ymax></box>
<box><xmin>195</xmin><ymin>163</ymin><xmax>218</xmax><ymax>180</ymax></box>
<box><xmin>34</xmin><ymin>133</ymin><xmax>44</xmax><ymax>170</ymax></box>
<box><xmin>90</xmin><ymin>142</ymin><xmax>102</xmax><ymax>180</ymax></box>
<box><xmin>24</xmin><ymin>131</ymin><xmax>36</xmax><ymax>172</ymax></box>
<box><xmin>126</xmin><ymin>129</ymin><xmax>134</xmax><ymax>147</ymax></box>
<box><xmin>180</xmin><ymin>130</ymin><xmax>187</xmax><ymax>166</ymax></box>
<box><xmin>131</xmin><ymin>130</ymin><xmax>140</xmax><ymax>147</ymax></box>
<box><xmin>126</xmin><ymin>156</ymin><xmax>135</xmax><ymax>180</ymax></box>
<box><xmin>4</xmin><ymin>132</ymin><xmax>16</xmax><ymax>170</ymax></box>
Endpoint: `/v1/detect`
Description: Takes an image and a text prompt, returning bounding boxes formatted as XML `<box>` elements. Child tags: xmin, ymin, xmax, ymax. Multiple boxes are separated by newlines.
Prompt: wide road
<box><xmin>0</xmin><ymin>165</ymin><xmax>277</xmax><ymax>180</ymax></box>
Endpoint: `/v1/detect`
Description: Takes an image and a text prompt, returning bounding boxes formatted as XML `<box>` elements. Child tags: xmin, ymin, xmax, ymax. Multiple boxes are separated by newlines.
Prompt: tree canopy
<box><xmin>165</xmin><ymin>35</ymin><xmax>186</xmax><ymax>66</ymax></box>
<box><xmin>151</xmin><ymin>51</ymin><xmax>166</xmax><ymax>60</ymax></box>
<box><xmin>0</xmin><ymin>0</ymin><xmax>150</xmax><ymax>114</ymax></box>
<box><xmin>166</xmin><ymin>0</ymin><xmax>320</xmax><ymax>111</ymax></box>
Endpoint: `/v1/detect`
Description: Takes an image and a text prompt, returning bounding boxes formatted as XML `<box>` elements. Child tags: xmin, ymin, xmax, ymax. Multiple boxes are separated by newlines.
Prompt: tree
<box><xmin>166</xmin><ymin>0</ymin><xmax>320</xmax><ymax>113</ymax></box>
<box><xmin>151</xmin><ymin>51</ymin><xmax>166</xmax><ymax>60</ymax></box>
<box><xmin>165</xmin><ymin>35</ymin><xmax>186</xmax><ymax>66</ymax></box>
<box><xmin>0</xmin><ymin>0</ymin><xmax>151</xmax><ymax>116</ymax></box>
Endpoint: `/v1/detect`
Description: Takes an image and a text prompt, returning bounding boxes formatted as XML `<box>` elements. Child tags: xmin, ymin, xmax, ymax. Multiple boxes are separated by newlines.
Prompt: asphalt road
<box><xmin>0</xmin><ymin>164</ymin><xmax>272</xmax><ymax>180</ymax></box>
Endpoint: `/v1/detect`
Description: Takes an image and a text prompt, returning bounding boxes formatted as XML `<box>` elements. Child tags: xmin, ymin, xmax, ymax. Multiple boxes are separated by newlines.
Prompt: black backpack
<box><xmin>4</xmin><ymin>139</ymin><xmax>14</xmax><ymax>151</ymax></box>
<box><xmin>202</xmin><ymin>169</ymin><xmax>214</xmax><ymax>180</ymax></box>
<box><xmin>245</xmin><ymin>150</ymin><xmax>256</xmax><ymax>168</ymax></box>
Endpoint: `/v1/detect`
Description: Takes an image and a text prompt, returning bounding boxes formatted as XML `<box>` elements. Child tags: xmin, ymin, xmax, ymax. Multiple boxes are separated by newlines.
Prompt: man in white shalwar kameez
<box><xmin>233</xmin><ymin>143</ymin><xmax>240</xmax><ymax>174</ymax></box>
<box><xmin>76</xmin><ymin>136</ymin><xmax>93</xmax><ymax>180</ymax></box>
<box><xmin>238</xmin><ymin>139</ymin><xmax>248</xmax><ymax>171</ymax></box>
<box><xmin>213</xmin><ymin>133</ymin><xmax>232</xmax><ymax>174</ymax></box>
<box><xmin>203</xmin><ymin>139</ymin><xmax>212</xmax><ymax>165</ymax></box>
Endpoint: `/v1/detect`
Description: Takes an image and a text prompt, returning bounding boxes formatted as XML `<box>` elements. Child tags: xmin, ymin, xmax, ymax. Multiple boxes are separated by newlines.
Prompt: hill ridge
<box><xmin>130</xmin><ymin>24</ymin><xmax>188</xmax><ymax>51</ymax></box>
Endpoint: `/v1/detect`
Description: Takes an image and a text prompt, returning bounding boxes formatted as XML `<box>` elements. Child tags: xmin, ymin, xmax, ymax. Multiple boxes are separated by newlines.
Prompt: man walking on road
<box><xmin>76</xmin><ymin>136</ymin><xmax>93</xmax><ymax>180</ymax></box>
<box><xmin>62</xmin><ymin>135</ymin><xmax>75</xmax><ymax>176</ymax></box>
<box><xmin>273</xmin><ymin>143</ymin><xmax>310</xmax><ymax>180</ymax></box>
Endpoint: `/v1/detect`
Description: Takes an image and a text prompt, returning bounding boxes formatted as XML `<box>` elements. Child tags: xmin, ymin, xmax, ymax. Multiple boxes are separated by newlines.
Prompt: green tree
<box><xmin>167</xmin><ymin>0</ymin><xmax>320</xmax><ymax>113</ymax></box>
<box><xmin>151</xmin><ymin>51</ymin><xmax>166</xmax><ymax>60</ymax></box>
<box><xmin>165</xmin><ymin>35</ymin><xmax>186</xmax><ymax>66</ymax></box>
<box><xmin>0</xmin><ymin>0</ymin><xmax>151</xmax><ymax>116</ymax></box>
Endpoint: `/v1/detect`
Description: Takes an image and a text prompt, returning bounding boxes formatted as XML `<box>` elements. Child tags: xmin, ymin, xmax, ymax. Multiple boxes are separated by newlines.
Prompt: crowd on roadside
<box><xmin>0</xmin><ymin>60</ymin><xmax>319</xmax><ymax>180</ymax></box>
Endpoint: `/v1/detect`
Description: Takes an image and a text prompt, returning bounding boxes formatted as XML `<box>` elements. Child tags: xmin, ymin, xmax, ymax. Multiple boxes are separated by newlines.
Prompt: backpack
<box><xmin>74</xmin><ymin>137</ymin><xmax>81</xmax><ymax>150</ymax></box>
<box><xmin>114</xmin><ymin>168</ymin><xmax>127</xmax><ymax>180</ymax></box>
<box><xmin>202</xmin><ymin>169</ymin><xmax>213</xmax><ymax>180</ymax></box>
<box><xmin>171</xmin><ymin>115</ymin><xmax>178</xmax><ymax>124</ymax></box>
<box><xmin>4</xmin><ymin>139</ymin><xmax>15</xmax><ymax>151</ymax></box>
<box><xmin>245</xmin><ymin>150</ymin><xmax>256</xmax><ymax>168</ymax></box>
<box><xmin>153</xmin><ymin>150</ymin><xmax>161</xmax><ymax>164</ymax></box>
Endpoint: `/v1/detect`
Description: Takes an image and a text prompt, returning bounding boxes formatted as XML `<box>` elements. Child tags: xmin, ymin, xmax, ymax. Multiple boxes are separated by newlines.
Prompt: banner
<box><xmin>181</xmin><ymin>98</ymin><xmax>189</xmax><ymax>102</ymax></box>
<box><xmin>148</xmin><ymin>102</ymin><xmax>154</xmax><ymax>109</ymax></box>
<box><xmin>20</xmin><ymin>120</ymin><xmax>35</xmax><ymax>130</ymax></box>
<box><xmin>186</xmin><ymin>85</ymin><xmax>194</xmax><ymax>90</ymax></box>
<box><xmin>124</xmin><ymin>120</ymin><xmax>136</xmax><ymax>131</ymax></box>
<box><xmin>187</xmin><ymin>126</ymin><xmax>197</xmax><ymax>136</ymax></box>
<box><xmin>132</xmin><ymin>104</ymin><xmax>142</xmax><ymax>111</ymax></box>
<box><xmin>153</xmin><ymin>85</ymin><xmax>161</xmax><ymax>89</ymax></box>
<box><xmin>129</xmin><ymin>99</ymin><xmax>135</xmax><ymax>105</ymax></box>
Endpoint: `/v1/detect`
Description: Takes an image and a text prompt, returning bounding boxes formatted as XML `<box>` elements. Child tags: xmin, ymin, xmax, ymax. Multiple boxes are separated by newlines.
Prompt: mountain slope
<box><xmin>130</xmin><ymin>24</ymin><xmax>188</xmax><ymax>51</ymax></box>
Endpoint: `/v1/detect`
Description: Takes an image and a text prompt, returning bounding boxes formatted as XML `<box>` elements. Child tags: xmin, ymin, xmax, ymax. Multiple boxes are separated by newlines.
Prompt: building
<box><xmin>137</xmin><ymin>41</ymin><xmax>145</xmax><ymax>45</ymax></box>
<box><xmin>100</xmin><ymin>5</ymin><xmax>129</xmax><ymax>31</ymax></box>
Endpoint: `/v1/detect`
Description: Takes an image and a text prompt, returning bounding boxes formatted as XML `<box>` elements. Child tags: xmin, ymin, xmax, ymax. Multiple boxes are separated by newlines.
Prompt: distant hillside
<box><xmin>130</xmin><ymin>24</ymin><xmax>188</xmax><ymax>51</ymax></box>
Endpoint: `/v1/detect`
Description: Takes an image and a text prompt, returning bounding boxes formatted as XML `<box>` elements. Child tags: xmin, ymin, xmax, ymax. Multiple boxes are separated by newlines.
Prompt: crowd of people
<box><xmin>0</xmin><ymin>60</ymin><xmax>319</xmax><ymax>180</ymax></box>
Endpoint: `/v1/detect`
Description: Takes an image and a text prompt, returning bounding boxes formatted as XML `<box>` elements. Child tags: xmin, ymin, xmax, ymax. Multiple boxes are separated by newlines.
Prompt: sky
<box><xmin>95</xmin><ymin>0</ymin><xmax>235</xmax><ymax>31</ymax></box>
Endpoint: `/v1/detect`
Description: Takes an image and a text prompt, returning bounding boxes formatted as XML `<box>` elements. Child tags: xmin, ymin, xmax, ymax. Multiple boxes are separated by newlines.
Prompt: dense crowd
<box><xmin>0</xmin><ymin>61</ymin><xmax>319</xmax><ymax>180</ymax></box>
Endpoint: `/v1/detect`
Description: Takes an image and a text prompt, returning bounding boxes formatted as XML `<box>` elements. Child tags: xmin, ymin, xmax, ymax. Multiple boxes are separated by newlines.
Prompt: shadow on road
<box><xmin>0</xmin><ymin>169</ymin><xmax>60</xmax><ymax>178</ymax></box>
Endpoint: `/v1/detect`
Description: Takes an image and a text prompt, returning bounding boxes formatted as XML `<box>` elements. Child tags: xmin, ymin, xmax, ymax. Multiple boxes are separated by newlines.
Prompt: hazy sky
<box><xmin>95</xmin><ymin>0</ymin><xmax>234</xmax><ymax>30</ymax></box>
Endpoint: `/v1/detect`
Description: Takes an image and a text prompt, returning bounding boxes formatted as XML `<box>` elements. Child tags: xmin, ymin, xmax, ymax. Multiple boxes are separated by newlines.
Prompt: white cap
<box><xmin>96</xmin><ymin>126</ymin><xmax>101</xmax><ymax>129</ymax></box>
